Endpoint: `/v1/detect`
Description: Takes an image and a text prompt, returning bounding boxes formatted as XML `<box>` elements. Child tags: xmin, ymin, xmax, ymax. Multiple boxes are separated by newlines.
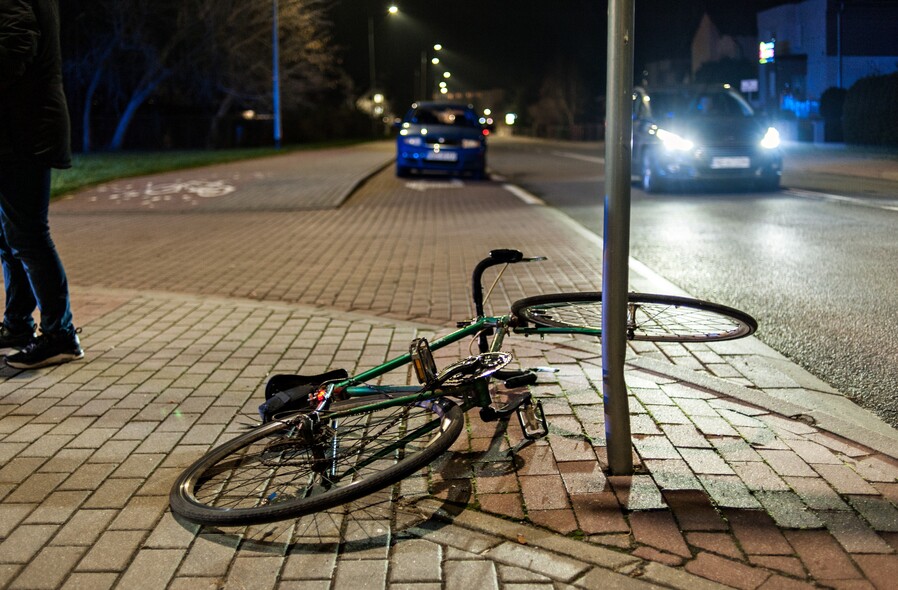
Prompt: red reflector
<box><xmin>483</xmin><ymin>129</ymin><xmax>490</xmax><ymax>136</ymax></box>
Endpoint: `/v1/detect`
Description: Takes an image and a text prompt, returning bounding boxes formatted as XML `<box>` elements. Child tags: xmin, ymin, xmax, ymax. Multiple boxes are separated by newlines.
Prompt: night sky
<box><xmin>328</xmin><ymin>0</ymin><xmax>792</xmax><ymax>111</ymax></box>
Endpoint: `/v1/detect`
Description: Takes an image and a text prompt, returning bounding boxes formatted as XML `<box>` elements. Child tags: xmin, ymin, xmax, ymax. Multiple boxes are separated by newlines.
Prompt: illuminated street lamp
<box><xmin>368</xmin><ymin>5</ymin><xmax>399</xmax><ymax>91</ymax></box>
<box><xmin>420</xmin><ymin>44</ymin><xmax>443</xmax><ymax>99</ymax></box>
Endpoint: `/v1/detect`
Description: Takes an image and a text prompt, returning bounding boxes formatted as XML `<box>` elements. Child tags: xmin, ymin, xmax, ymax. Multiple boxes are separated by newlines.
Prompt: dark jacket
<box><xmin>0</xmin><ymin>0</ymin><xmax>71</xmax><ymax>168</ymax></box>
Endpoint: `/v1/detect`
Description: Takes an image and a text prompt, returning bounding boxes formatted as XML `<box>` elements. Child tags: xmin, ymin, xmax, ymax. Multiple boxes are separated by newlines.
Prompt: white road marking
<box><xmin>785</xmin><ymin>188</ymin><xmax>898</xmax><ymax>212</ymax></box>
<box><xmin>550</xmin><ymin>151</ymin><xmax>605</xmax><ymax>164</ymax></box>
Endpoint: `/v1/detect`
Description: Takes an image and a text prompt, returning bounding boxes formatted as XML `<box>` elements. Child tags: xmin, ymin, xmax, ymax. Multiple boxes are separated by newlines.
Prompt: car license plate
<box><xmin>426</xmin><ymin>150</ymin><xmax>458</xmax><ymax>162</ymax></box>
<box><xmin>711</xmin><ymin>156</ymin><xmax>751</xmax><ymax>169</ymax></box>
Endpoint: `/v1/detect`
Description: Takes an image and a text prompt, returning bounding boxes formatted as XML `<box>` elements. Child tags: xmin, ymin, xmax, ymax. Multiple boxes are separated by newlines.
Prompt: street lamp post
<box><xmin>368</xmin><ymin>5</ymin><xmax>399</xmax><ymax>93</ymax></box>
<box><xmin>272</xmin><ymin>0</ymin><xmax>282</xmax><ymax>149</ymax></box>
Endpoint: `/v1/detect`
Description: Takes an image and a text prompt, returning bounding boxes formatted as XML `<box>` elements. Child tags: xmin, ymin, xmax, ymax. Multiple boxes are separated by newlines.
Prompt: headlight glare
<box><xmin>656</xmin><ymin>128</ymin><xmax>694</xmax><ymax>151</ymax></box>
<box><xmin>761</xmin><ymin>126</ymin><xmax>781</xmax><ymax>149</ymax></box>
<box><xmin>461</xmin><ymin>139</ymin><xmax>481</xmax><ymax>149</ymax></box>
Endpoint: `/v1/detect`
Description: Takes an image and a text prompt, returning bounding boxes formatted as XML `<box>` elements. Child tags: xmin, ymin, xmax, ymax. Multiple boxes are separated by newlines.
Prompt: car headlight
<box><xmin>402</xmin><ymin>137</ymin><xmax>423</xmax><ymax>147</ymax></box>
<box><xmin>760</xmin><ymin>126</ymin><xmax>781</xmax><ymax>149</ymax></box>
<box><xmin>655</xmin><ymin>127</ymin><xmax>694</xmax><ymax>151</ymax></box>
<box><xmin>461</xmin><ymin>139</ymin><xmax>481</xmax><ymax>149</ymax></box>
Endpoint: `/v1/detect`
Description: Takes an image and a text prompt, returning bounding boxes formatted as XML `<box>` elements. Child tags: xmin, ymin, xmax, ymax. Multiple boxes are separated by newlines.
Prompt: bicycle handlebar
<box><xmin>472</xmin><ymin>249</ymin><xmax>545</xmax><ymax>352</ymax></box>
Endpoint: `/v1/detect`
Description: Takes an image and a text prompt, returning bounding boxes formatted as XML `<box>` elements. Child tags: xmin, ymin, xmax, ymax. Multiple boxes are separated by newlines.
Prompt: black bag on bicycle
<box><xmin>258</xmin><ymin>368</ymin><xmax>348</xmax><ymax>423</ymax></box>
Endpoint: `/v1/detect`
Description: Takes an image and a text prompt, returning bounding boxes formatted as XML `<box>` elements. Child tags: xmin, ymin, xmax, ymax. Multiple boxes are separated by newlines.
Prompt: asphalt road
<box><xmin>488</xmin><ymin>137</ymin><xmax>898</xmax><ymax>428</ymax></box>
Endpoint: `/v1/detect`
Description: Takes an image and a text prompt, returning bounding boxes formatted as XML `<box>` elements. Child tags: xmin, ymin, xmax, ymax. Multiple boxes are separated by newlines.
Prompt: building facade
<box><xmin>756</xmin><ymin>0</ymin><xmax>898</xmax><ymax>118</ymax></box>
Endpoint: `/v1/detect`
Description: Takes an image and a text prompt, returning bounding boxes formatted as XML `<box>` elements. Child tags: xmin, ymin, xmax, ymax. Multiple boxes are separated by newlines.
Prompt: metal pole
<box><xmin>602</xmin><ymin>0</ymin><xmax>635</xmax><ymax>475</ymax></box>
<box><xmin>272</xmin><ymin>0</ymin><xmax>283</xmax><ymax>149</ymax></box>
<box><xmin>368</xmin><ymin>15</ymin><xmax>376</xmax><ymax>91</ymax></box>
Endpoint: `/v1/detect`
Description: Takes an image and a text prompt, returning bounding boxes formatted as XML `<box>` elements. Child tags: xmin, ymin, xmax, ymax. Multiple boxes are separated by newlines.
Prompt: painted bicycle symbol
<box><xmin>143</xmin><ymin>180</ymin><xmax>236</xmax><ymax>198</ymax></box>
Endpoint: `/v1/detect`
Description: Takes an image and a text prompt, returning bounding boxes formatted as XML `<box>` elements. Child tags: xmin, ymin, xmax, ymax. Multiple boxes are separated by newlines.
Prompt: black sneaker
<box><xmin>0</xmin><ymin>323</ymin><xmax>36</xmax><ymax>350</ymax></box>
<box><xmin>5</xmin><ymin>330</ymin><xmax>84</xmax><ymax>369</ymax></box>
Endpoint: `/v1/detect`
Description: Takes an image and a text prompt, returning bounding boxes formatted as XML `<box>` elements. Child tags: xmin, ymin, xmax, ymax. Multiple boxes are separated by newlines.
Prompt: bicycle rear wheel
<box><xmin>170</xmin><ymin>397</ymin><xmax>463</xmax><ymax>526</ymax></box>
<box><xmin>512</xmin><ymin>292</ymin><xmax>756</xmax><ymax>342</ymax></box>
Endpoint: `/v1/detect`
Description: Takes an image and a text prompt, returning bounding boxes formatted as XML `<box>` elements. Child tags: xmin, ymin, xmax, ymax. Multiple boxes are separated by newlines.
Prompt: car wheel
<box><xmin>641</xmin><ymin>151</ymin><xmax>663</xmax><ymax>193</ymax></box>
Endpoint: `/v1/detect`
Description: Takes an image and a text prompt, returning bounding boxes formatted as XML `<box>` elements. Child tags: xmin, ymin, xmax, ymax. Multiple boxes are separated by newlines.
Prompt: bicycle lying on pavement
<box><xmin>170</xmin><ymin>249</ymin><xmax>757</xmax><ymax>526</ymax></box>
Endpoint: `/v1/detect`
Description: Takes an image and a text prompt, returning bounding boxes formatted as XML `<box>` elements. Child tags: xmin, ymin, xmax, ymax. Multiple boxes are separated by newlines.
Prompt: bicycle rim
<box><xmin>511</xmin><ymin>292</ymin><xmax>757</xmax><ymax>342</ymax></box>
<box><xmin>170</xmin><ymin>398</ymin><xmax>463</xmax><ymax>526</ymax></box>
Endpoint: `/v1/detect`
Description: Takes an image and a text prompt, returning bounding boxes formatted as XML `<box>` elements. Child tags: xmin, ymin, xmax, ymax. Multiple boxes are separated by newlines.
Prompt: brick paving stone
<box><xmin>757</xmin><ymin>450</ymin><xmax>817</xmax><ymax>478</ymax></box>
<box><xmin>481</xmin><ymin>542</ymin><xmax>590</xmax><ymax>582</ymax></box>
<box><xmin>724</xmin><ymin>510</ymin><xmax>793</xmax><ymax>555</ymax></box>
<box><xmin>845</xmin><ymin>455</ymin><xmax>898</xmax><ymax>483</ymax></box>
<box><xmin>661</xmin><ymin>423</ymin><xmax>713</xmax><ymax>448</ymax></box>
<box><xmin>847</xmin><ymin>495</ymin><xmax>898</xmax><ymax>531</ymax></box>
<box><xmin>50</xmin><ymin>509</ymin><xmax>117</xmax><ymax>547</ymax></box>
<box><xmin>665</xmin><ymin>490</ymin><xmax>728</xmax><ymax>532</ymax></box>
<box><xmin>730</xmin><ymin>461</ymin><xmax>791</xmax><ymax>492</ymax></box>
<box><xmin>479</xmin><ymin>492</ymin><xmax>526</xmax><ymax>519</ymax></box>
<box><xmin>0</xmin><ymin>504</ymin><xmax>33</xmax><ymax>537</ymax></box>
<box><xmin>115</xmin><ymin>548</ymin><xmax>184</xmax><ymax>590</ymax></box>
<box><xmin>557</xmin><ymin>460</ymin><xmax>608</xmax><ymax>494</ymax></box>
<box><xmin>679</xmin><ymin>448</ymin><xmax>735</xmax><ymax>475</ymax></box>
<box><xmin>633</xmin><ymin>436</ymin><xmax>680</xmax><ymax>460</ymax></box>
<box><xmin>685</xmin><ymin>531</ymin><xmax>744</xmax><ymax>560</ymax></box>
<box><xmin>784</xmin><ymin>476</ymin><xmax>851</xmax><ymax>511</ymax></box>
<box><xmin>747</xmin><ymin>555</ymin><xmax>807</xmax><ymax>579</ymax></box>
<box><xmin>443</xmin><ymin>560</ymin><xmax>498</xmax><ymax>590</ymax></box>
<box><xmin>644</xmin><ymin>458</ymin><xmax>703</xmax><ymax>491</ymax></box>
<box><xmin>852</xmin><ymin>554</ymin><xmax>898</xmax><ymax>590</ymax></box>
<box><xmin>569</xmin><ymin>493</ymin><xmax>629</xmax><ymax>534</ymax></box>
<box><xmin>528</xmin><ymin>508</ymin><xmax>579</xmax><ymax>534</ymax></box>
<box><xmin>76</xmin><ymin>529</ymin><xmax>145</xmax><ymax>572</ymax></box>
<box><xmin>697</xmin><ymin>474</ymin><xmax>761</xmax><ymax>509</ymax></box>
<box><xmin>520</xmin><ymin>474</ymin><xmax>570</xmax><ymax>511</ymax></box>
<box><xmin>645</xmin><ymin>404</ymin><xmax>692</xmax><ymax>425</ymax></box>
<box><xmin>756</xmin><ymin>574</ymin><xmax>818</xmax><ymax>590</ymax></box>
<box><xmin>59</xmin><ymin>572</ymin><xmax>119</xmax><ymax>590</ymax></box>
<box><xmin>629</xmin><ymin>511</ymin><xmax>691</xmax><ymax>558</ymax></box>
<box><xmin>388</xmin><ymin>538</ymin><xmax>441</xmax><ymax>583</ymax></box>
<box><xmin>8</xmin><ymin>545</ymin><xmax>86</xmax><ymax>590</ymax></box>
<box><xmin>710</xmin><ymin>437</ymin><xmax>764</xmax><ymax>462</ymax></box>
<box><xmin>633</xmin><ymin>546</ymin><xmax>686</xmax><ymax>567</ymax></box>
<box><xmin>783</xmin><ymin>529</ymin><xmax>863</xmax><ymax>582</ymax></box>
<box><xmin>813</xmin><ymin>464</ymin><xmax>881</xmax><ymax>495</ymax></box>
<box><xmin>0</xmin><ymin>524</ymin><xmax>58</xmax><ymax>563</ymax></box>
<box><xmin>685</xmin><ymin>551</ymin><xmax>772</xmax><ymax>590</ymax></box>
<box><xmin>816</xmin><ymin>510</ymin><xmax>893</xmax><ymax>554</ymax></box>
<box><xmin>755</xmin><ymin>491</ymin><xmax>823</xmax><ymax>529</ymax></box>
<box><xmin>23</xmin><ymin>490</ymin><xmax>90</xmax><ymax>524</ymax></box>
<box><xmin>691</xmin><ymin>415</ymin><xmax>740</xmax><ymax>437</ymax></box>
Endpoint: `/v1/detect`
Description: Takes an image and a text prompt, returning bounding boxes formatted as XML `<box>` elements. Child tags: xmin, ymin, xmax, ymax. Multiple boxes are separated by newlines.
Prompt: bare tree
<box><xmin>64</xmin><ymin>0</ymin><xmax>346</xmax><ymax>150</ymax></box>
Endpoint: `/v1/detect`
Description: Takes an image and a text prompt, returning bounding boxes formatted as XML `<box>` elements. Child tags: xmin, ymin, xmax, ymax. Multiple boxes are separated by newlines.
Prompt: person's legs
<box><xmin>0</xmin><ymin>160</ymin><xmax>80</xmax><ymax>368</ymax></box>
<box><xmin>0</xmin><ymin>160</ymin><xmax>74</xmax><ymax>336</ymax></box>
<box><xmin>0</xmin><ymin>171</ymin><xmax>39</xmax><ymax>337</ymax></box>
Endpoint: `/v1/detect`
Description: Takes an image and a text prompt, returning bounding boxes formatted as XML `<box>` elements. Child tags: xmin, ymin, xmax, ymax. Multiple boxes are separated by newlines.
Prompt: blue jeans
<box><xmin>0</xmin><ymin>160</ymin><xmax>74</xmax><ymax>336</ymax></box>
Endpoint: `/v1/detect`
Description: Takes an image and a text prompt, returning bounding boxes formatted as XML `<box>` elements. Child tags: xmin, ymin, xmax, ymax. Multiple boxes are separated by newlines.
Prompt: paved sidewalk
<box><xmin>1</xmin><ymin>141</ymin><xmax>898</xmax><ymax>589</ymax></box>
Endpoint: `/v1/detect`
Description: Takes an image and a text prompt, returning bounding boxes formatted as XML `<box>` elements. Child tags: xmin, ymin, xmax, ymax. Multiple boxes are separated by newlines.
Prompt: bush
<box><xmin>820</xmin><ymin>86</ymin><xmax>847</xmax><ymax>142</ymax></box>
<box><xmin>842</xmin><ymin>73</ymin><xmax>898</xmax><ymax>146</ymax></box>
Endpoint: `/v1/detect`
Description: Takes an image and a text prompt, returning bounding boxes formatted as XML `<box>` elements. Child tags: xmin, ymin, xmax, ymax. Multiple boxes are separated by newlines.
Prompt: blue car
<box><xmin>395</xmin><ymin>102</ymin><xmax>488</xmax><ymax>179</ymax></box>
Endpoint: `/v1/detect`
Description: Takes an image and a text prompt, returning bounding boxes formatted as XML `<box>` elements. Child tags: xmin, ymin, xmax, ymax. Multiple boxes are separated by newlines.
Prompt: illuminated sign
<box><xmin>759</xmin><ymin>41</ymin><xmax>775</xmax><ymax>64</ymax></box>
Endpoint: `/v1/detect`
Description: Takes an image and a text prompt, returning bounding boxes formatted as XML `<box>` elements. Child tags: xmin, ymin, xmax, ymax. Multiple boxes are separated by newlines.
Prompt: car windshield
<box><xmin>408</xmin><ymin>106</ymin><xmax>479</xmax><ymax>128</ymax></box>
<box><xmin>649</xmin><ymin>90</ymin><xmax>754</xmax><ymax>119</ymax></box>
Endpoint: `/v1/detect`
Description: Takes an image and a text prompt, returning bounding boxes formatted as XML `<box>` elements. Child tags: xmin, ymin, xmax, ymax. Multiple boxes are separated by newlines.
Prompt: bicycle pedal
<box><xmin>516</xmin><ymin>399</ymin><xmax>549</xmax><ymax>440</ymax></box>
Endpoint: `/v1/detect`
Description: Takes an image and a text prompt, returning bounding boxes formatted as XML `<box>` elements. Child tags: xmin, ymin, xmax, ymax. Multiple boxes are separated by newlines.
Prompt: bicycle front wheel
<box><xmin>512</xmin><ymin>292</ymin><xmax>757</xmax><ymax>342</ymax></box>
<box><xmin>170</xmin><ymin>397</ymin><xmax>464</xmax><ymax>526</ymax></box>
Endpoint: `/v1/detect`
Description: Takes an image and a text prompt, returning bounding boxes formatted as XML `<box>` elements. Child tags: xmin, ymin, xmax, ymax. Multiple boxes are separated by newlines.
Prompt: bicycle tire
<box><xmin>170</xmin><ymin>397</ymin><xmax>463</xmax><ymax>526</ymax></box>
<box><xmin>511</xmin><ymin>292</ymin><xmax>757</xmax><ymax>342</ymax></box>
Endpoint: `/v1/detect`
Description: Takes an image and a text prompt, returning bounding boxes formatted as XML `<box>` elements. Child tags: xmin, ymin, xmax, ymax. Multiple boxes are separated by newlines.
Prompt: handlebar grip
<box><xmin>489</xmin><ymin>249</ymin><xmax>524</xmax><ymax>263</ymax></box>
